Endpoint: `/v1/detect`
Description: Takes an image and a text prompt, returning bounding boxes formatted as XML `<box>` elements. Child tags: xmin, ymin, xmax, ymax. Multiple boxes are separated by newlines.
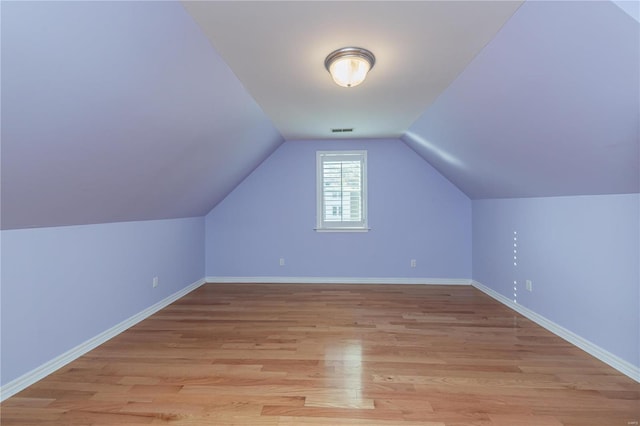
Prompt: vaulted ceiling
<box><xmin>1</xmin><ymin>1</ymin><xmax>638</xmax><ymax>230</ymax></box>
<box><xmin>404</xmin><ymin>0</ymin><xmax>639</xmax><ymax>198</ymax></box>
<box><xmin>182</xmin><ymin>1</ymin><xmax>523</xmax><ymax>140</ymax></box>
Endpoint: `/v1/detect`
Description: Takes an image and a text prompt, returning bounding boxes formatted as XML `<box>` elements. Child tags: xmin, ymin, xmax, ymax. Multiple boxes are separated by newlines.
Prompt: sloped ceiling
<box><xmin>613</xmin><ymin>0</ymin><xmax>640</xmax><ymax>22</ymax></box>
<box><xmin>1</xmin><ymin>1</ymin><xmax>282</xmax><ymax>230</ymax></box>
<box><xmin>404</xmin><ymin>0</ymin><xmax>639</xmax><ymax>198</ymax></box>
<box><xmin>1</xmin><ymin>1</ymin><xmax>638</xmax><ymax>230</ymax></box>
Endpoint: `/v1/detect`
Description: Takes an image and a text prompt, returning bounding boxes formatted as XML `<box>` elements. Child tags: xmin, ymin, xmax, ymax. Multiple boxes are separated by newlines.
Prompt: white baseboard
<box><xmin>471</xmin><ymin>280</ymin><xmax>640</xmax><ymax>383</ymax></box>
<box><xmin>205</xmin><ymin>276</ymin><xmax>472</xmax><ymax>285</ymax></box>
<box><xmin>0</xmin><ymin>278</ymin><xmax>206</xmax><ymax>402</ymax></box>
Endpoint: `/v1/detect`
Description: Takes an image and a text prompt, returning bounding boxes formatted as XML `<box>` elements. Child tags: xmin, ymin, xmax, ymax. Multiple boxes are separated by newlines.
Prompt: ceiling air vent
<box><xmin>331</xmin><ymin>128</ymin><xmax>354</xmax><ymax>133</ymax></box>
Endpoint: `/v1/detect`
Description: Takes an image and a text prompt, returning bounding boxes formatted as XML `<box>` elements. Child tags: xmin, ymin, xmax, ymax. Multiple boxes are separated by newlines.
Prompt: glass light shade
<box><xmin>325</xmin><ymin>47</ymin><xmax>375</xmax><ymax>88</ymax></box>
<box><xmin>329</xmin><ymin>56</ymin><xmax>371</xmax><ymax>88</ymax></box>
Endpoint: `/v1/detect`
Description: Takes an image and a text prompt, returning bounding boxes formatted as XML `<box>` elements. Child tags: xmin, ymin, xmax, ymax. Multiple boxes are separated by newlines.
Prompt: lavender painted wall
<box><xmin>404</xmin><ymin>0</ymin><xmax>638</xmax><ymax>199</ymax></box>
<box><xmin>0</xmin><ymin>217</ymin><xmax>205</xmax><ymax>386</ymax></box>
<box><xmin>2</xmin><ymin>1</ymin><xmax>283</xmax><ymax>230</ymax></box>
<box><xmin>205</xmin><ymin>139</ymin><xmax>471</xmax><ymax>279</ymax></box>
<box><xmin>473</xmin><ymin>194</ymin><xmax>640</xmax><ymax>367</ymax></box>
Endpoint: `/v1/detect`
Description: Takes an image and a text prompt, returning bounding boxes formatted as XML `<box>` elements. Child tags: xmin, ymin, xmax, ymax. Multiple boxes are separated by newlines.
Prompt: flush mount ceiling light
<box><xmin>324</xmin><ymin>47</ymin><xmax>375</xmax><ymax>88</ymax></box>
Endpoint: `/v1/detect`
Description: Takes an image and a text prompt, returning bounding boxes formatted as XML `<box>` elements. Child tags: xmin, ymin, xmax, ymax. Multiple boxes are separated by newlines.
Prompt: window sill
<box><xmin>314</xmin><ymin>228</ymin><xmax>371</xmax><ymax>233</ymax></box>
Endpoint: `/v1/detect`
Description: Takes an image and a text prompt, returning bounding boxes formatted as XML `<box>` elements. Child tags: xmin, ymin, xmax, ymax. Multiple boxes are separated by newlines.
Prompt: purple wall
<box><xmin>473</xmin><ymin>194</ymin><xmax>640</xmax><ymax>367</ymax></box>
<box><xmin>205</xmin><ymin>139</ymin><xmax>471</xmax><ymax>279</ymax></box>
<box><xmin>0</xmin><ymin>217</ymin><xmax>205</xmax><ymax>386</ymax></box>
<box><xmin>404</xmin><ymin>0</ymin><xmax>638</xmax><ymax>199</ymax></box>
<box><xmin>2</xmin><ymin>1</ymin><xmax>283</xmax><ymax>230</ymax></box>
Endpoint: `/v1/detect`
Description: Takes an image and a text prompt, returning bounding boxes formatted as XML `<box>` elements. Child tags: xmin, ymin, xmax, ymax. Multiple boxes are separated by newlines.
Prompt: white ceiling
<box><xmin>183</xmin><ymin>1</ymin><xmax>524</xmax><ymax>140</ymax></box>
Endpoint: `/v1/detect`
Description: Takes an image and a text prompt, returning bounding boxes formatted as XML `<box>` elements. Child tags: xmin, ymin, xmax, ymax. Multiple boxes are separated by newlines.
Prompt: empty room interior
<box><xmin>1</xmin><ymin>0</ymin><xmax>639</xmax><ymax>425</ymax></box>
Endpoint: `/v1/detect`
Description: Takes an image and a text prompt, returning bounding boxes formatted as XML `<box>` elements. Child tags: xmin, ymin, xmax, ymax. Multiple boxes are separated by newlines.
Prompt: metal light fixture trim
<box><xmin>324</xmin><ymin>47</ymin><xmax>376</xmax><ymax>88</ymax></box>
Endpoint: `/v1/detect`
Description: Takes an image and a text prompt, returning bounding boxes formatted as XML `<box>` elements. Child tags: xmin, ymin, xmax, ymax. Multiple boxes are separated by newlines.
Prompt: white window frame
<box><xmin>316</xmin><ymin>150</ymin><xmax>369</xmax><ymax>232</ymax></box>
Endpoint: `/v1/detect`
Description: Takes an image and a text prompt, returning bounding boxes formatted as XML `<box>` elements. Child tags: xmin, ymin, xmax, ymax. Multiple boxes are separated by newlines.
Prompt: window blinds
<box><xmin>317</xmin><ymin>151</ymin><xmax>367</xmax><ymax>230</ymax></box>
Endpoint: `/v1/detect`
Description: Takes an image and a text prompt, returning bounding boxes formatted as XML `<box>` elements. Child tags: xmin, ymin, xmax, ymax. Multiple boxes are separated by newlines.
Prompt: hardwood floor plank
<box><xmin>2</xmin><ymin>283</ymin><xmax>638</xmax><ymax>425</ymax></box>
<box><xmin>276</xmin><ymin>416</ymin><xmax>444</xmax><ymax>426</ymax></box>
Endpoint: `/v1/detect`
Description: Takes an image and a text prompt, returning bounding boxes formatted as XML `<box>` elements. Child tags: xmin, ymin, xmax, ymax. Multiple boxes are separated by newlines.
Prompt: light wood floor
<box><xmin>1</xmin><ymin>284</ymin><xmax>638</xmax><ymax>425</ymax></box>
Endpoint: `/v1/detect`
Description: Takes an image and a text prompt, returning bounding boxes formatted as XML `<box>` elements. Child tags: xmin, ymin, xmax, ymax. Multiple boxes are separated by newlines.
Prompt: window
<box><xmin>316</xmin><ymin>150</ymin><xmax>368</xmax><ymax>231</ymax></box>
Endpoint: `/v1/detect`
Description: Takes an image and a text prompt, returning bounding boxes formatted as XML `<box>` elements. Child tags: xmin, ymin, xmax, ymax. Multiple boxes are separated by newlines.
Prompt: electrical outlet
<box><xmin>279</xmin><ymin>258</ymin><xmax>285</xmax><ymax>266</ymax></box>
<box><xmin>410</xmin><ymin>259</ymin><xmax>416</xmax><ymax>268</ymax></box>
<box><xmin>526</xmin><ymin>280</ymin><xmax>532</xmax><ymax>292</ymax></box>
<box><xmin>152</xmin><ymin>276</ymin><xmax>158</xmax><ymax>288</ymax></box>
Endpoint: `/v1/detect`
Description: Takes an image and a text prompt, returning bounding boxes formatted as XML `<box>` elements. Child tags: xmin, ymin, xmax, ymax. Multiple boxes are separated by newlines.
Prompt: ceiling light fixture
<box><xmin>324</xmin><ymin>47</ymin><xmax>375</xmax><ymax>88</ymax></box>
